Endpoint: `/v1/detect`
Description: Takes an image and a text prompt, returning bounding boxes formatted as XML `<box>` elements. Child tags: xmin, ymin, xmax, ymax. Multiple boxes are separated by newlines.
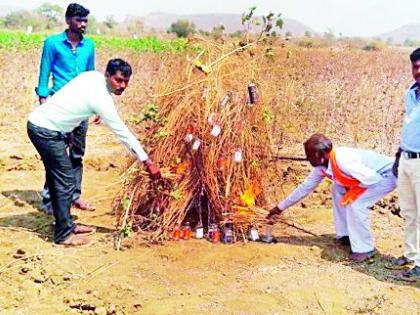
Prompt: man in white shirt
<box><xmin>389</xmin><ymin>48</ymin><xmax>420</xmax><ymax>279</ymax></box>
<box><xmin>267</xmin><ymin>134</ymin><xmax>396</xmax><ymax>262</ymax></box>
<box><xmin>27</xmin><ymin>58</ymin><xmax>161</xmax><ymax>247</ymax></box>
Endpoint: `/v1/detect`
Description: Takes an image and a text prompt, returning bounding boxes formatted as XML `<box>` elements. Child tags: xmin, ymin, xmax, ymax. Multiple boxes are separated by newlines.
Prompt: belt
<box><xmin>403</xmin><ymin>151</ymin><xmax>420</xmax><ymax>159</ymax></box>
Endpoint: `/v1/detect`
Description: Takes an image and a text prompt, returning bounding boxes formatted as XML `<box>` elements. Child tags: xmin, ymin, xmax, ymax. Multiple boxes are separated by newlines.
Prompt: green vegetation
<box><xmin>91</xmin><ymin>35</ymin><xmax>187</xmax><ymax>52</ymax></box>
<box><xmin>167</xmin><ymin>20</ymin><xmax>196</xmax><ymax>38</ymax></box>
<box><xmin>0</xmin><ymin>30</ymin><xmax>188</xmax><ymax>52</ymax></box>
<box><xmin>404</xmin><ymin>38</ymin><xmax>420</xmax><ymax>47</ymax></box>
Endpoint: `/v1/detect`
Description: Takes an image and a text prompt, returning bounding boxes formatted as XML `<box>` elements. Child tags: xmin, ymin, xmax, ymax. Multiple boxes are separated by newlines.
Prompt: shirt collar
<box><xmin>410</xmin><ymin>82</ymin><xmax>418</xmax><ymax>90</ymax></box>
<box><xmin>61</xmin><ymin>31</ymin><xmax>85</xmax><ymax>45</ymax></box>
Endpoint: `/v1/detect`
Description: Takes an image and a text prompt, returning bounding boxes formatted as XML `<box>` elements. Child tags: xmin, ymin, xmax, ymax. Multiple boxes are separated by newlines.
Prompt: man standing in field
<box><xmin>390</xmin><ymin>48</ymin><xmax>420</xmax><ymax>279</ymax></box>
<box><xmin>36</xmin><ymin>3</ymin><xmax>95</xmax><ymax>214</ymax></box>
<box><xmin>28</xmin><ymin>59</ymin><xmax>161</xmax><ymax>246</ymax></box>
<box><xmin>267</xmin><ymin>134</ymin><xmax>396</xmax><ymax>262</ymax></box>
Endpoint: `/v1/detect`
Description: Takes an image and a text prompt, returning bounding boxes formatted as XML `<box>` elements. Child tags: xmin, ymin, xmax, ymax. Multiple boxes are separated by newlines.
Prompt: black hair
<box><xmin>65</xmin><ymin>3</ymin><xmax>90</xmax><ymax>18</ymax></box>
<box><xmin>304</xmin><ymin>133</ymin><xmax>333</xmax><ymax>155</ymax></box>
<box><xmin>410</xmin><ymin>48</ymin><xmax>420</xmax><ymax>63</ymax></box>
<box><xmin>105</xmin><ymin>59</ymin><xmax>132</xmax><ymax>77</ymax></box>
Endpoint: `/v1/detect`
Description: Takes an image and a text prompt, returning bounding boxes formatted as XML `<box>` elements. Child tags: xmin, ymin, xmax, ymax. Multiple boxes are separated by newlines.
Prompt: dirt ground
<box><xmin>0</xmin><ymin>121</ymin><xmax>418</xmax><ymax>315</ymax></box>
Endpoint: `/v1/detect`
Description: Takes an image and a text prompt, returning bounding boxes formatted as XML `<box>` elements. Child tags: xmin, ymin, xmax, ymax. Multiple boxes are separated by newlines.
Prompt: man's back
<box><xmin>334</xmin><ymin>147</ymin><xmax>393</xmax><ymax>173</ymax></box>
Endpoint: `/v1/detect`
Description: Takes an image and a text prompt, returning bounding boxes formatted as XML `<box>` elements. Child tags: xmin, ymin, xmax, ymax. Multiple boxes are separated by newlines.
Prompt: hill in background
<box><xmin>142</xmin><ymin>12</ymin><xmax>315</xmax><ymax>36</ymax></box>
<box><xmin>377</xmin><ymin>24</ymin><xmax>420</xmax><ymax>45</ymax></box>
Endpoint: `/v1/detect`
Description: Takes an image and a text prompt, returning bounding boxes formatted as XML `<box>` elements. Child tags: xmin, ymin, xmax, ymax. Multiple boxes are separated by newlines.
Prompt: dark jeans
<box><xmin>27</xmin><ymin>121</ymin><xmax>76</xmax><ymax>243</ymax></box>
<box><xmin>41</xmin><ymin>120</ymin><xmax>88</xmax><ymax>211</ymax></box>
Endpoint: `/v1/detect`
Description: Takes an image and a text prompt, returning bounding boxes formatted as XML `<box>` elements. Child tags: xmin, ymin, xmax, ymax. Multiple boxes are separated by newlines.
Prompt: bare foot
<box><xmin>72</xmin><ymin>198</ymin><xmax>96</xmax><ymax>211</ymax></box>
<box><xmin>55</xmin><ymin>234</ymin><xmax>91</xmax><ymax>247</ymax></box>
<box><xmin>73</xmin><ymin>225</ymin><xmax>96</xmax><ymax>236</ymax></box>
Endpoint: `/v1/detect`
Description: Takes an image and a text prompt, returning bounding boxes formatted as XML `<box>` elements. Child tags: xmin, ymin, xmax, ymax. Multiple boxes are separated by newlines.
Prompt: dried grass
<box><xmin>115</xmin><ymin>38</ymin><xmax>277</xmax><ymax>241</ymax></box>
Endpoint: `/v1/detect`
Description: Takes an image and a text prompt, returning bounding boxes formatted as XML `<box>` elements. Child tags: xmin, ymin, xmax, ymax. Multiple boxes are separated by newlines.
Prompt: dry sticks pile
<box><xmin>115</xmin><ymin>40</ymin><xmax>276</xmax><ymax>242</ymax></box>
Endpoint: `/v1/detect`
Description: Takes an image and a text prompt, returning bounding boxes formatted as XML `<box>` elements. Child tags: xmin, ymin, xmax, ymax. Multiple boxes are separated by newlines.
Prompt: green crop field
<box><xmin>0</xmin><ymin>30</ymin><xmax>188</xmax><ymax>52</ymax></box>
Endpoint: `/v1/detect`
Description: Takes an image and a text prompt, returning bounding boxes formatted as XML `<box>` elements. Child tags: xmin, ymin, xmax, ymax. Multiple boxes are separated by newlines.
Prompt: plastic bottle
<box><xmin>249</xmin><ymin>227</ymin><xmax>260</xmax><ymax>241</ymax></box>
<box><xmin>195</xmin><ymin>223</ymin><xmax>204</xmax><ymax>239</ymax></box>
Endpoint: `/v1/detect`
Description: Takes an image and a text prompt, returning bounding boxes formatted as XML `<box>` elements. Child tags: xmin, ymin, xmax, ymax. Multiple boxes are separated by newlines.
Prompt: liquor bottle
<box><xmin>262</xmin><ymin>222</ymin><xmax>274</xmax><ymax>243</ymax></box>
<box><xmin>212</xmin><ymin>226</ymin><xmax>221</xmax><ymax>243</ymax></box>
<box><xmin>183</xmin><ymin>222</ymin><xmax>191</xmax><ymax>240</ymax></box>
<box><xmin>173</xmin><ymin>224</ymin><xmax>181</xmax><ymax>241</ymax></box>
<box><xmin>249</xmin><ymin>227</ymin><xmax>260</xmax><ymax>241</ymax></box>
<box><xmin>195</xmin><ymin>223</ymin><xmax>204</xmax><ymax>239</ymax></box>
<box><xmin>208</xmin><ymin>224</ymin><xmax>215</xmax><ymax>240</ymax></box>
<box><xmin>222</xmin><ymin>223</ymin><xmax>234</xmax><ymax>244</ymax></box>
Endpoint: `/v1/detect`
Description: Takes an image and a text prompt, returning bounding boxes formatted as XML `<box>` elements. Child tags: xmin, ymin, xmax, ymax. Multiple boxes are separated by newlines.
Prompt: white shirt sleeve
<box><xmin>278</xmin><ymin>167</ymin><xmax>325</xmax><ymax>210</ymax></box>
<box><xmin>90</xmin><ymin>93</ymin><xmax>149</xmax><ymax>162</ymax></box>
<box><xmin>336</xmin><ymin>152</ymin><xmax>382</xmax><ymax>187</ymax></box>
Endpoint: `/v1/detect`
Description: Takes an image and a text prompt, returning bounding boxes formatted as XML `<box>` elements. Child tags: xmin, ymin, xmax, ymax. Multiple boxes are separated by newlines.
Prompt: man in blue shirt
<box><xmin>36</xmin><ymin>3</ymin><xmax>95</xmax><ymax>213</ymax></box>
<box><xmin>391</xmin><ymin>48</ymin><xmax>420</xmax><ymax>280</ymax></box>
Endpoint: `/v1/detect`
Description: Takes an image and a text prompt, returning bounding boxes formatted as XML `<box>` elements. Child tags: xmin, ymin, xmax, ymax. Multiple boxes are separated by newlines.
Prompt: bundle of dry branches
<box><xmin>115</xmin><ymin>38</ymin><xmax>278</xmax><ymax>242</ymax></box>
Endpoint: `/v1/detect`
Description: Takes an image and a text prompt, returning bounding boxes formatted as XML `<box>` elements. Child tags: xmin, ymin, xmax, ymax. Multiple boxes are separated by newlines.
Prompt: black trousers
<box><xmin>27</xmin><ymin>121</ymin><xmax>76</xmax><ymax>243</ymax></box>
<box><xmin>40</xmin><ymin>120</ymin><xmax>88</xmax><ymax>210</ymax></box>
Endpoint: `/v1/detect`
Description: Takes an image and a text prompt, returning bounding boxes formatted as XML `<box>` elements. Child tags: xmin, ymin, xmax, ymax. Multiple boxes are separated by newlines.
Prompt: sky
<box><xmin>1</xmin><ymin>0</ymin><xmax>420</xmax><ymax>37</ymax></box>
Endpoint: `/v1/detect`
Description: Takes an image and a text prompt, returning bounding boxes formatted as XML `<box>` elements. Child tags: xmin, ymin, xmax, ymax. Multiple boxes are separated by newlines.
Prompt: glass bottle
<box><xmin>183</xmin><ymin>222</ymin><xmax>191</xmax><ymax>240</ymax></box>
<box><xmin>212</xmin><ymin>226</ymin><xmax>221</xmax><ymax>243</ymax></box>
<box><xmin>223</xmin><ymin>222</ymin><xmax>234</xmax><ymax>244</ymax></box>
<box><xmin>172</xmin><ymin>224</ymin><xmax>181</xmax><ymax>241</ymax></box>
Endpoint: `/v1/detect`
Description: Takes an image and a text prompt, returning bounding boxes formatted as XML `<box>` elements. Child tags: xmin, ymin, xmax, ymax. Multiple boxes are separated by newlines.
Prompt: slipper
<box><xmin>54</xmin><ymin>234</ymin><xmax>91</xmax><ymax>248</ymax></box>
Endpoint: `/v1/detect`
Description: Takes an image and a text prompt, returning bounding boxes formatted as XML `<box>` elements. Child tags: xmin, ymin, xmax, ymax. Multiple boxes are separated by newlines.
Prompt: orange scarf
<box><xmin>329</xmin><ymin>149</ymin><xmax>367</xmax><ymax>206</ymax></box>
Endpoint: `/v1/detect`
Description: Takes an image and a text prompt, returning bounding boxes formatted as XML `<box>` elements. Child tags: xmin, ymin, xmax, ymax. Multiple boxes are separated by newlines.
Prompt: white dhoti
<box><xmin>332</xmin><ymin>170</ymin><xmax>397</xmax><ymax>253</ymax></box>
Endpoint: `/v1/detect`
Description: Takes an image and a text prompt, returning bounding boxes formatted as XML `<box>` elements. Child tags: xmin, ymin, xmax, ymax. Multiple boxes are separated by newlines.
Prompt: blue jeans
<box><xmin>41</xmin><ymin>120</ymin><xmax>88</xmax><ymax>211</ymax></box>
<box><xmin>27</xmin><ymin>121</ymin><xmax>76</xmax><ymax>243</ymax></box>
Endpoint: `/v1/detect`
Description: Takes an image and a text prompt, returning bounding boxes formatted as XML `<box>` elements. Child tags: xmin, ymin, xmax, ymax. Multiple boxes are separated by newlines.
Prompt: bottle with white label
<box><xmin>210</xmin><ymin>125</ymin><xmax>221</xmax><ymax>137</ymax></box>
<box><xmin>195</xmin><ymin>223</ymin><xmax>204</xmax><ymax>239</ymax></box>
<box><xmin>234</xmin><ymin>149</ymin><xmax>242</xmax><ymax>163</ymax></box>
<box><xmin>192</xmin><ymin>139</ymin><xmax>201</xmax><ymax>151</ymax></box>
<box><xmin>249</xmin><ymin>227</ymin><xmax>260</xmax><ymax>241</ymax></box>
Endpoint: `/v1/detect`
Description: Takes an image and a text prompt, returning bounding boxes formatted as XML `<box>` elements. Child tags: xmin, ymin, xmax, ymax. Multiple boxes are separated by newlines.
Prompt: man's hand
<box><xmin>39</xmin><ymin>97</ymin><xmax>47</xmax><ymax>104</ymax></box>
<box><xmin>392</xmin><ymin>148</ymin><xmax>402</xmax><ymax>177</ymax></box>
<box><xmin>266</xmin><ymin>205</ymin><xmax>283</xmax><ymax>221</ymax></box>
<box><xmin>144</xmin><ymin>159</ymin><xmax>161</xmax><ymax>180</ymax></box>
<box><xmin>91</xmin><ymin>115</ymin><xmax>103</xmax><ymax>125</ymax></box>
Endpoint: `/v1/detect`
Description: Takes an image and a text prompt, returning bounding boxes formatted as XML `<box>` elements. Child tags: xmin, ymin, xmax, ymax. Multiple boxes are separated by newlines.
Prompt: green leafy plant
<box><xmin>170</xmin><ymin>185</ymin><xmax>183</xmax><ymax>200</ymax></box>
<box><xmin>122</xmin><ymin>224</ymin><xmax>133</xmax><ymax>237</ymax></box>
<box><xmin>263</xmin><ymin>109</ymin><xmax>274</xmax><ymax>123</ymax></box>
<box><xmin>141</xmin><ymin>103</ymin><xmax>160</xmax><ymax>123</ymax></box>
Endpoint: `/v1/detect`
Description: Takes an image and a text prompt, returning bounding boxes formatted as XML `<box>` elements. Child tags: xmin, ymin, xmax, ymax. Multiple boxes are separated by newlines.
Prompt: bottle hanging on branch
<box><xmin>248</xmin><ymin>83</ymin><xmax>258</xmax><ymax>105</ymax></box>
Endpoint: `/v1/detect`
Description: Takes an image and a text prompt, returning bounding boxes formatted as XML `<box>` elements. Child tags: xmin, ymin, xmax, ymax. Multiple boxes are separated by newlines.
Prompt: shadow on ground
<box><xmin>2</xmin><ymin>189</ymin><xmax>43</xmax><ymax>211</ymax></box>
<box><xmin>275</xmin><ymin>234</ymin><xmax>419</xmax><ymax>289</ymax></box>
<box><xmin>0</xmin><ymin>190</ymin><xmax>116</xmax><ymax>242</ymax></box>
